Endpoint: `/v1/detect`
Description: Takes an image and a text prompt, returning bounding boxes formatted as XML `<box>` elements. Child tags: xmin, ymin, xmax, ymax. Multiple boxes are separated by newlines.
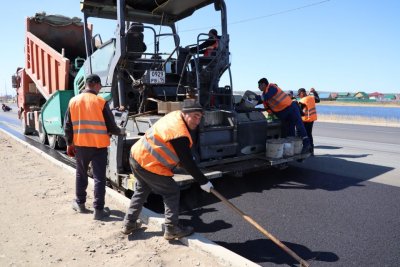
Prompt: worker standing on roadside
<box><xmin>287</xmin><ymin>90</ymin><xmax>304</xmax><ymax>116</ymax></box>
<box><xmin>298</xmin><ymin>88</ymin><xmax>320</xmax><ymax>156</ymax></box>
<box><xmin>121</xmin><ymin>100</ymin><xmax>214</xmax><ymax>240</ymax></box>
<box><xmin>258</xmin><ymin>78</ymin><xmax>311</xmax><ymax>154</ymax></box>
<box><xmin>64</xmin><ymin>74</ymin><xmax>125</xmax><ymax>220</ymax></box>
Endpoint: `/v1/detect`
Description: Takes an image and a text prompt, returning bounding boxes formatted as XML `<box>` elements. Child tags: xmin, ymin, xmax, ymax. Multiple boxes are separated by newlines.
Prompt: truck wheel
<box><xmin>38</xmin><ymin>124</ymin><xmax>48</xmax><ymax>145</ymax></box>
<box><xmin>48</xmin><ymin>135</ymin><xmax>58</xmax><ymax>149</ymax></box>
<box><xmin>21</xmin><ymin>117</ymin><xmax>34</xmax><ymax>135</ymax></box>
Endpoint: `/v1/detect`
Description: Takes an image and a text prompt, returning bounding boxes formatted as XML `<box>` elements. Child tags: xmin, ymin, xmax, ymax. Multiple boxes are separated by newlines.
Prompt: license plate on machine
<box><xmin>149</xmin><ymin>70</ymin><xmax>165</xmax><ymax>84</ymax></box>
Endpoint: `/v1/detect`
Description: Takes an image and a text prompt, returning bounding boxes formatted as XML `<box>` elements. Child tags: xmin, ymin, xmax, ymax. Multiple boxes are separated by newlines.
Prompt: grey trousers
<box><xmin>124</xmin><ymin>158</ymin><xmax>180</xmax><ymax>226</ymax></box>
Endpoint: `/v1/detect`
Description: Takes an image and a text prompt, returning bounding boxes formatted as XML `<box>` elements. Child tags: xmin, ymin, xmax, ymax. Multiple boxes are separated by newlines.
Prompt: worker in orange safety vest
<box><xmin>122</xmin><ymin>100</ymin><xmax>214</xmax><ymax>240</ymax></box>
<box><xmin>190</xmin><ymin>28</ymin><xmax>219</xmax><ymax>56</ymax></box>
<box><xmin>298</xmin><ymin>88</ymin><xmax>320</xmax><ymax>156</ymax></box>
<box><xmin>258</xmin><ymin>78</ymin><xmax>311</xmax><ymax>154</ymax></box>
<box><xmin>64</xmin><ymin>74</ymin><xmax>125</xmax><ymax>220</ymax></box>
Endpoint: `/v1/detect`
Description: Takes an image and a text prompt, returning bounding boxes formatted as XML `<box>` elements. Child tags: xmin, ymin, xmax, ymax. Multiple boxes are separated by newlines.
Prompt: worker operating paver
<box><xmin>257</xmin><ymin>77</ymin><xmax>311</xmax><ymax>154</ymax></box>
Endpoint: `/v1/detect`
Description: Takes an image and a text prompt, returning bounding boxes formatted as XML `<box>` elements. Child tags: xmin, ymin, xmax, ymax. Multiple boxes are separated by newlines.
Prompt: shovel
<box><xmin>210</xmin><ymin>188</ymin><xmax>310</xmax><ymax>267</ymax></box>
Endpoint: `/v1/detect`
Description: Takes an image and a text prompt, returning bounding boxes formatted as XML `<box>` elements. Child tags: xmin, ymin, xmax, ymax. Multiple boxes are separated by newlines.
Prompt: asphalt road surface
<box><xmin>176</xmin><ymin>122</ymin><xmax>400</xmax><ymax>266</ymax></box>
<box><xmin>1</xmin><ymin>107</ymin><xmax>399</xmax><ymax>266</ymax></box>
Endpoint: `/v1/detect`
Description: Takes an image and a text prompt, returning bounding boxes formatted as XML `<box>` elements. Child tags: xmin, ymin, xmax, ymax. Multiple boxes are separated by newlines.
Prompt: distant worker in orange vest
<box><xmin>298</xmin><ymin>88</ymin><xmax>320</xmax><ymax>156</ymax></box>
<box><xmin>121</xmin><ymin>100</ymin><xmax>214</xmax><ymax>240</ymax></box>
<box><xmin>258</xmin><ymin>78</ymin><xmax>311</xmax><ymax>154</ymax></box>
<box><xmin>64</xmin><ymin>74</ymin><xmax>125</xmax><ymax>220</ymax></box>
<box><xmin>191</xmin><ymin>28</ymin><xmax>219</xmax><ymax>56</ymax></box>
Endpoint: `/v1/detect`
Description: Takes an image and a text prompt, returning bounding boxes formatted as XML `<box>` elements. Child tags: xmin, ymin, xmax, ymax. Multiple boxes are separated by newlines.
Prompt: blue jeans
<box><xmin>276</xmin><ymin>102</ymin><xmax>309</xmax><ymax>145</ymax></box>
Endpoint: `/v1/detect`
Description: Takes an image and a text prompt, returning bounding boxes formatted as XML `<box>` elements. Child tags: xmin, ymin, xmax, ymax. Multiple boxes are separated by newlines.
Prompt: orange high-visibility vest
<box><xmin>204</xmin><ymin>39</ymin><xmax>219</xmax><ymax>57</ymax></box>
<box><xmin>69</xmin><ymin>93</ymin><xmax>110</xmax><ymax>148</ymax></box>
<box><xmin>299</xmin><ymin>95</ymin><xmax>317</xmax><ymax>122</ymax></box>
<box><xmin>262</xmin><ymin>83</ymin><xmax>292</xmax><ymax>112</ymax></box>
<box><xmin>131</xmin><ymin>111</ymin><xmax>193</xmax><ymax>176</ymax></box>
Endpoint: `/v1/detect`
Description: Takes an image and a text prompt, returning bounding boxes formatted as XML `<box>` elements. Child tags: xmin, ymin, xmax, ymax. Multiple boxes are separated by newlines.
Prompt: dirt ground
<box><xmin>0</xmin><ymin>131</ymin><xmax>225</xmax><ymax>267</ymax></box>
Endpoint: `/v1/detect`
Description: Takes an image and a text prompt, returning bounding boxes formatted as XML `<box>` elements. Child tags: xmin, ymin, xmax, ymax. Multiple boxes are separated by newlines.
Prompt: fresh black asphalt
<box><xmin>145</xmin><ymin>166</ymin><xmax>400</xmax><ymax>266</ymax></box>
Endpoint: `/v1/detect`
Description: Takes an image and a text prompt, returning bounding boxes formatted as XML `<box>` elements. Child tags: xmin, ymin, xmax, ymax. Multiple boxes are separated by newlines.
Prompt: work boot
<box><xmin>72</xmin><ymin>200</ymin><xmax>89</xmax><ymax>213</ymax></box>
<box><xmin>121</xmin><ymin>219</ymin><xmax>143</xmax><ymax>235</ymax></box>
<box><xmin>163</xmin><ymin>224</ymin><xmax>194</xmax><ymax>240</ymax></box>
<box><xmin>93</xmin><ymin>207</ymin><xmax>111</xmax><ymax>220</ymax></box>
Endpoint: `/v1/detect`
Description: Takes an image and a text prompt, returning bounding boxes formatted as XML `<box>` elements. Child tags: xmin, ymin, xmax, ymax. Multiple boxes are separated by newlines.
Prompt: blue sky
<box><xmin>1</xmin><ymin>0</ymin><xmax>399</xmax><ymax>97</ymax></box>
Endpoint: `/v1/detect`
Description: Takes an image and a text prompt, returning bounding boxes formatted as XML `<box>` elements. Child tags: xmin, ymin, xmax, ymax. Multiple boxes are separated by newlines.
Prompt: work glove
<box><xmin>200</xmin><ymin>181</ymin><xmax>213</xmax><ymax>193</ymax></box>
<box><xmin>66</xmin><ymin>145</ymin><xmax>76</xmax><ymax>157</ymax></box>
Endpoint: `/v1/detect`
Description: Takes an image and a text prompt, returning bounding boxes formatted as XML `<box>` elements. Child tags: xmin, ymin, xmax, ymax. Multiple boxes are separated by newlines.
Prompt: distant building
<box><xmin>330</xmin><ymin>92</ymin><xmax>338</xmax><ymax>99</ymax></box>
<box><xmin>354</xmin><ymin>92</ymin><xmax>369</xmax><ymax>99</ymax></box>
<box><xmin>383</xmin><ymin>94</ymin><xmax>396</xmax><ymax>101</ymax></box>
<box><xmin>318</xmin><ymin>92</ymin><xmax>333</xmax><ymax>100</ymax></box>
<box><xmin>368</xmin><ymin>92</ymin><xmax>384</xmax><ymax>100</ymax></box>
<box><xmin>336</xmin><ymin>92</ymin><xmax>351</xmax><ymax>98</ymax></box>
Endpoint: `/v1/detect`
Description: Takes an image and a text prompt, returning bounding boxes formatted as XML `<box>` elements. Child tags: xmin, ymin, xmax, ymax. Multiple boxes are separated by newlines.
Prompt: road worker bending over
<box><xmin>122</xmin><ymin>100</ymin><xmax>214</xmax><ymax>240</ymax></box>
<box><xmin>257</xmin><ymin>77</ymin><xmax>311</xmax><ymax>154</ymax></box>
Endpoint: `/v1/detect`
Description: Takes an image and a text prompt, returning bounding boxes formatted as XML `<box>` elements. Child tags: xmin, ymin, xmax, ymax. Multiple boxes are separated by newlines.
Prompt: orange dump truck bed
<box><xmin>24</xmin><ymin>13</ymin><xmax>87</xmax><ymax>98</ymax></box>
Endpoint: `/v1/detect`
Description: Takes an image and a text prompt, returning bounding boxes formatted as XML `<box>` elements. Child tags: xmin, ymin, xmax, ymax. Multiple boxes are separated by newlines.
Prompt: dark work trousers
<box><xmin>75</xmin><ymin>146</ymin><xmax>108</xmax><ymax>210</ymax></box>
<box><xmin>304</xmin><ymin>121</ymin><xmax>315</xmax><ymax>151</ymax></box>
<box><xmin>124</xmin><ymin>157</ymin><xmax>180</xmax><ymax>226</ymax></box>
<box><xmin>276</xmin><ymin>102</ymin><xmax>310</xmax><ymax>146</ymax></box>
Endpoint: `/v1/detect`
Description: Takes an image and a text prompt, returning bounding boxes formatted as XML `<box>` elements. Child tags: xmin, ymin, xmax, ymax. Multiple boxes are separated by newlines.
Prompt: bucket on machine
<box><xmin>266</xmin><ymin>139</ymin><xmax>284</xmax><ymax>159</ymax></box>
<box><xmin>283</xmin><ymin>138</ymin><xmax>295</xmax><ymax>157</ymax></box>
<box><xmin>287</xmin><ymin>136</ymin><xmax>303</xmax><ymax>154</ymax></box>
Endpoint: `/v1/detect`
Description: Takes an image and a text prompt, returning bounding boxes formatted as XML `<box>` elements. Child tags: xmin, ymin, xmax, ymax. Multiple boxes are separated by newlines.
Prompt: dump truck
<box><xmin>13</xmin><ymin>1</ymin><xmax>309</xmax><ymax>194</ymax></box>
<box><xmin>12</xmin><ymin>13</ymin><xmax>89</xmax><ymax>148</ymax></box>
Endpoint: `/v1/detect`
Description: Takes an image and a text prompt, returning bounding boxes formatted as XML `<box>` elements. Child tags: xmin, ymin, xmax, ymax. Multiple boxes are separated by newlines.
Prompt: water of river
<box><xmin>317</xmin><ymin>105</ymin><xmax>400</xmax><ymax>119</ymax></box>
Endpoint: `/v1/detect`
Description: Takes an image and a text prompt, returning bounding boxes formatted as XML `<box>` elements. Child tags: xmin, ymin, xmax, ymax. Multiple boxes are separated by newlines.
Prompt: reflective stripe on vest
<box><xmin>142</xmin><ymin>130</ymin><xmax>180</xmax><ymax>169</ymax></box>
<box><xmin>300</xmin><ymin>95</ymin><xmax>317</xmax><ymax>122</ymax></box>
<box><xmin>72</xmin><ymin>120</ymin><xmax>108</xmax><ymax>135</ymax></box>
<box><xmin>131</xmin><ymin>111</ymin><xmax>193</xmax><ymax>176</ymax></box>
<box><xmin>69</xmin><ymin>93</ymin><xmax>110</xmax><ymax>148</ymax></box>
<box><xmin>262</xmin><ymin>84</ymin><xmax>292</xmax><ymax>112</ymax></box>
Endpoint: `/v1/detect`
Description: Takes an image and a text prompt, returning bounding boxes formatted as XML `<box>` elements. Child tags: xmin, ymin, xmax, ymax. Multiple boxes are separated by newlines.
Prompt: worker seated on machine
<box><xmin>176</xmin><ymin>29</ymin><xmax>220</xmax><ymax>75</ymax></box>
<box><xmin>190</xmin><ymin>28</ymin><xmax>219</xmax><ymax>57</ymax></box>
<box><xmin>187</xmin><ymin>29</ymin><xmax>220</xmax><ymax>72</ymax></box>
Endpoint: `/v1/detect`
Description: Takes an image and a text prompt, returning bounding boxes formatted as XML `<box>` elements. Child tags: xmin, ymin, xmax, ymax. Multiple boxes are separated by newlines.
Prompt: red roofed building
<box><xmin>368</xmin><ymin>92</ymin><xmax>384</xmax><ymax>100</ymax></box>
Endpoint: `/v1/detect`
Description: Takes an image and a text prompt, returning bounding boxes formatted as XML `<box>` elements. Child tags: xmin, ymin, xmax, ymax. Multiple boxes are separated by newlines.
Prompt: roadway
<box><xmin>1</xmin><ymin>108</ymin><xmax>399</xmax><ymax>266</ymax></box>
<box><xmin>175</xmin><ymin>122</ymin><xmax>400</xmax><ymax>266</ymax></box>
